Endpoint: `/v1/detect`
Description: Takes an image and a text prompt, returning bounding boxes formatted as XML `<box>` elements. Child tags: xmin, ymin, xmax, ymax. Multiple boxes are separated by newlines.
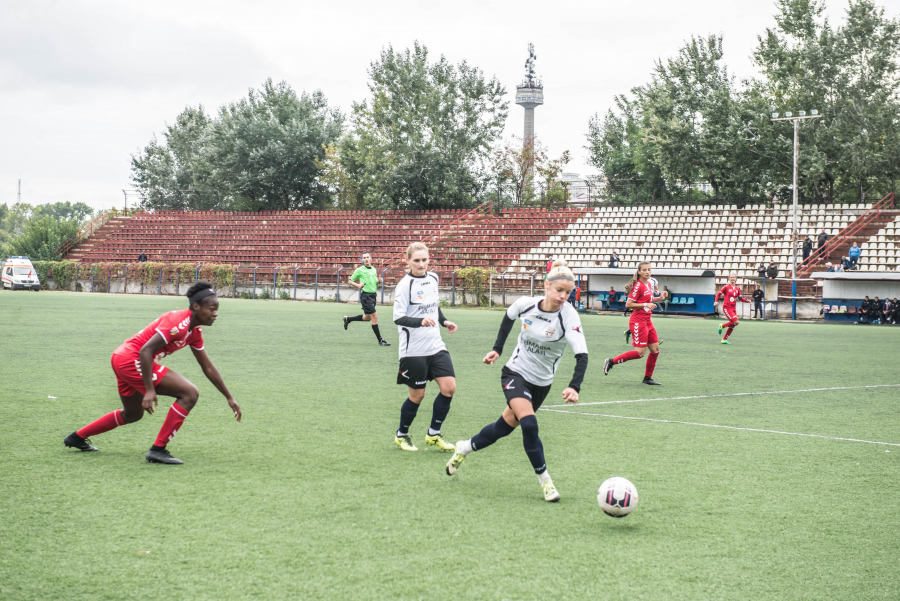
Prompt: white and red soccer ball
<box><xmin>598</xmin><ymin>477</ymin><xmax>638</xmax><ymax>517</ymax></box>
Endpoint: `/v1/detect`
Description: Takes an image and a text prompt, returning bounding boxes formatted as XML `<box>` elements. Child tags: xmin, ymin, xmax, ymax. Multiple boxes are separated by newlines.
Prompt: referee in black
<box><xmin>343</xmin><ymin>251</ymin><xmax>390</xmax><ymax>346</ymax></box>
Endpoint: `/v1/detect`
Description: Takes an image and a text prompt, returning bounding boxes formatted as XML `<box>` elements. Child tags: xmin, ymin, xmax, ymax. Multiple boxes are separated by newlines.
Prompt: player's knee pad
<box><xmin>519</xmin><ymin>415</ymin><xmax>540</xmax><ymax>443</ymax></box>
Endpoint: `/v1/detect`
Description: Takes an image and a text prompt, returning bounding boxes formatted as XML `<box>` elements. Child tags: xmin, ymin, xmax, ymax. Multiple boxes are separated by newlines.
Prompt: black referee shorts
<box><xmin>500</xmin><ymin>366</ymin><xmax>552</xmax><ymax>409</ymax></box>
<box><xmin>397</xmin><ymin>350</ymin><xmax>455</xmax><ymax>389</ymax></box>
<box><xmin>360</xmin><ymin>291</ymin><xmax>378</xmax><ymax>315</ymax></box>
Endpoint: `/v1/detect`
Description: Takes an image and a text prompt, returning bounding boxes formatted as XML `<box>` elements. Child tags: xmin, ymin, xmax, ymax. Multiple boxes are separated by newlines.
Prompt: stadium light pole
<box><xmin>770</xmin><ymin>110</ymin><xmax>822</xmax><ymax>319</ymax></box>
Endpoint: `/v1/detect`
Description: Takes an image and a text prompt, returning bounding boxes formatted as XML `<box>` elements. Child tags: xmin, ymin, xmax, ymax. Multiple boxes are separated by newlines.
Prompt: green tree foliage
<box><xmin>587</xmin><ymin>0</ymin><xmax>900</xmax><ymax>204</ymax></box>
<box><xmin>131</xmin><ymin>79</ymin><xmax>344</xmax><ymax>211</ymax></box>
<box><xmin>4</xmin><ymin>216</ymin><xmax>83</xmax><ymax>261</ymax></box>
<box><xmin>344</xmin><ymin>42</ymin><xmax>508</xmax><ymax>209</ymax></box>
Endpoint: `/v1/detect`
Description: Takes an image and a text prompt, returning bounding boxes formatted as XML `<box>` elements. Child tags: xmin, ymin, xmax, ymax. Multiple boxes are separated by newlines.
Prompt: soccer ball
<box><xmin>598</xmin><ymin>477</ymin><xmax>638</xmax><ymax>518</ymax></box>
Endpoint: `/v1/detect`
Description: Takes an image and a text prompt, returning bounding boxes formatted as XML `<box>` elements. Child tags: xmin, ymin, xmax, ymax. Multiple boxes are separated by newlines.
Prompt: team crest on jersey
<box><xmin>545</xmin><ymin>327</ymin><xmax>555</xmax><ymax>338</ymax></box>
<box><xmin>523</xmin><ymin>319</ymin><xmax>532</xmax><ymax>329</ymax></box>
<box><xmin>416</xmin><ymin>289</ymin><xmax>425</xmax><ymax>301</ymax></box>
<box><xmin>169</xmin><ymin>327</ymin><xmax>179</xmax><ymax>336</ymax></box>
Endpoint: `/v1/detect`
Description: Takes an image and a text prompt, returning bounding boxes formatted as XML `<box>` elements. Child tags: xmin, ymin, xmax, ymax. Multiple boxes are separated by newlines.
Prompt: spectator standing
<box><xmin>848</xmin><ymin>242</ymin><xmax>861</xmax><ymax>269</ymax></box>
<box><xmin>817</xmin><ymin>229</ymin><xmax>829</xmax><ymax>257</ymax></box>
<box><xmin>568</xmin><ymin>285</ymin><xmax>578</xmax><ymax>309</ymax></box>
<box><xmin>802</xmin><ymin>235</ymin><xmax>813</xmax><ymax>265</ymax></box>
<box><xmin>891</xmin><ymin>298</ymin><xmax>900</xmax><ymax>324</ymax></box>
<box><xmin>751</xmin><ymin>284</ymin><xmax>764</xmax><ymax>318</ymax></box>
<box><xmin>545</xmin><ymin>255</ymin><xmax>554</xmax><ymax>274</ymax></box>
<box><xmin>766</xmin><ymin>261</ymin><xmax>779</xmax><ymax>279</ymax></box>
<box><xmin>575</xmin><ymin>285</ymin><xmax>581</xmax><ymax>309</ymax></box>
<box><xmin>608</xmin><ymin>252</ymin><xmax>620</xmax><ymax>268</ymax></box>
<box><xmin>884</xmin><ymin>298</ymin><xmax>894</xmax><ymax>324</ymax></box>
<box><xmin>138</xmin><ymin>252</ymin><xmax>148</xmax><ymax>263</ymax></box>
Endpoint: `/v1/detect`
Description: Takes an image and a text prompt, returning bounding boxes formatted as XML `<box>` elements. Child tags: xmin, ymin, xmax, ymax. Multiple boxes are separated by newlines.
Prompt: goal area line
<box><xmin>540</xmin><ymin>409</ymin><xmax>900</xmax><ymax>447</ymax></box>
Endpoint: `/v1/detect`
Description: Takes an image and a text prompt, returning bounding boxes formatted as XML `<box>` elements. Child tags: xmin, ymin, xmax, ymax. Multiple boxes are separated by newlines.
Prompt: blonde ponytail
<box><xmin>547</xmin><ymin>258</ymin><xmax>575</xmax><ymax>283</ymax></box>
<box><xmin>624</xmin><ymin>262</ymin><xmax>650</xmax><ymax>294</ymax></box>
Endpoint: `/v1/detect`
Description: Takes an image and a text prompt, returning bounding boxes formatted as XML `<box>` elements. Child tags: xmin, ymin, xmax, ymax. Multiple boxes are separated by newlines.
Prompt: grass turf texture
<box><xmin>1</xmin><ymin>292</ymin><xmax>899</xmax><ymax>601</ymax></box>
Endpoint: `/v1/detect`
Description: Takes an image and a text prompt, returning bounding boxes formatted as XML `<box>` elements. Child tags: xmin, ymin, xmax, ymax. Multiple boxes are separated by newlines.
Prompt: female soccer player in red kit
<box><xmin>64</xmin><ymin>281</ymin><xmax>241</xmax><ymax>464</ymax></box>
<box><xmin>716</xmin><ymin>271</ymin><xmax>750</xmax><ymax>344</ymax></box>
<box><xmin>603</xmin><ymin>262</ymin><xmax>665</xmax><ymax>385</ymax></box>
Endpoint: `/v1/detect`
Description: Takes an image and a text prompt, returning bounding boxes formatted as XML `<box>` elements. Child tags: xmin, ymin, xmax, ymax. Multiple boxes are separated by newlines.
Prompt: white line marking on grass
<box><xmin>541</xmin><ymin>409</ymin><xmax>900</xmax><ymax>447</ymax></box>
<box><xmin>542</xmin><ymin>384</ymin><xmax>900</xmax><ymax>409</ymax></box>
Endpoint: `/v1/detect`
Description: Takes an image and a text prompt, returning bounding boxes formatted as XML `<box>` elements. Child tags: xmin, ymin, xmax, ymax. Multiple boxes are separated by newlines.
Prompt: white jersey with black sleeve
<box><xmin>393</xmin><ymin>271</ymin><xmax>446</xmax><ymax>359</ymax></box>
<box><xmin>502</xmin><ymin>296</ymin><xmax>588</xmax><ymax>386</ymax></box>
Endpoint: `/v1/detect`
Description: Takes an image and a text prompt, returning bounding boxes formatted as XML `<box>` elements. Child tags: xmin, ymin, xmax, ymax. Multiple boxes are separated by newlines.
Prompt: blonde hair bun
<box><xmin>550</xmin><ymin>258</ymin><xmax>568</xmax><ymax>270</ymax></box>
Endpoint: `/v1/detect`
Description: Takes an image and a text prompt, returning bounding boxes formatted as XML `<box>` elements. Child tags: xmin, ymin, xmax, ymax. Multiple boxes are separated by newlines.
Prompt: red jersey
<box><xmin>715</xmin><ymin>284</ymin><xmax>749</xmax><ymax>311</ymax></box>
<box><xmin>113</xmin><ymin>309</ymin><xmax>204</xmax><ymax>361</ymax></box>
<box><xmin>628</xmin><ymin>280</ymin><xmax>654</xmax><ymax>323</ymax></box>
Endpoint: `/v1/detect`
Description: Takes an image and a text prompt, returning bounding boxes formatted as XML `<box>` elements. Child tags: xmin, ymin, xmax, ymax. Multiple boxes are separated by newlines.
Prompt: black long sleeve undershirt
<box><xmin>492</xmin><ymin>314</ymin><xmax>516</xmax><ymax>355</ymax></box>
<box><xmin>394</xmin><ymin>308</ymin><xmax>449</xmax><ymax>328</ymax></box>
<box><xmin>569</xmin><ymin>353</ymin><xmax>588</xmax><ymax>392</ymax></box>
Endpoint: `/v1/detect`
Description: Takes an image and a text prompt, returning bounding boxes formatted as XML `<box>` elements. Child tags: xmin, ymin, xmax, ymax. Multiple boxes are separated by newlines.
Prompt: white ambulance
<box><xmin>1</xmin><ymin>256</ymin><xmax>41</xmax><ymax>290</ymax></box>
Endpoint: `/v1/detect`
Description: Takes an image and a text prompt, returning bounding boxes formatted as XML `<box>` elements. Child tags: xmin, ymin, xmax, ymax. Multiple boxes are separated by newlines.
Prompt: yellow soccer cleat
<box><xmin>394</xmin><ymin>435</ymin><xmax>418</xmax><ymax>451</ymax></box>
<box><xmin>721</xmin><ymin>340</ymin><xmax>731</xmax><ymax>345</ymax></box>
<box><xmin>445</xmin><ymin>442</ymin><xmax>467</xmax><ymax>475</ymax></box>
<box><xmin>541</xmin><ymin>479</ymin><xmax>561</xmax><ymax>502</ymax></box>
<box><xmin>425</xmin><ymin>433</ymin><xmax>455</xmax><ymax>451</ymax></box>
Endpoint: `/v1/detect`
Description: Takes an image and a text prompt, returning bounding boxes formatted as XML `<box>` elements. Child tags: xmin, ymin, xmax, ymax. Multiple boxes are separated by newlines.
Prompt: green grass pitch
<box><xmin>1</xmin><ymin>291</ymin><xmax>898</xmax><ymax>600</ymax></box>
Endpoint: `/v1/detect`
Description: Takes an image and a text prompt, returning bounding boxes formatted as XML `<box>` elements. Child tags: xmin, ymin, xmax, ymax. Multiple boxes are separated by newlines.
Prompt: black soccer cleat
<box><xmin>64</xmin><ymin>432</ymin><xmax>98</xmax><ymax>452</ymax></box>
<box><xmin>603</xmin><ymin>358</ymin><xmax>613</xmax><ymax>376</ymax></box>
<box><xmin>146</xmin><ymin>447</ymin><xmax>184</xmax><ymax>464</ymax></box>
<box><xmin>642</xmin><ymin>377</ymin><xmax>661</xmax><ymax>386</ymax></box>
<box><xmin>343</xmin><ymin>316</ymin><xmax>350</xmax><ymax>330</ymax></box>
<box><xmin>379</xmin><ymin>339</ymin><xmax>391</xmax><ymax>346</ymax></box>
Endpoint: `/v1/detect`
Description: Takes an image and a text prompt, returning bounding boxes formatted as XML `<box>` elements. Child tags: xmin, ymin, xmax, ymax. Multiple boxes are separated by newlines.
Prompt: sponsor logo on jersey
<box><xmin>416</xmin><ymin>289</ymin><xmax>425</xmax><ymax>301</ymax></box>
<box><xmin>535</xmin><ymin>315</ymin><xmax>551</xmax><ymax>322</ymax></box>
<box><xmin>523</xmin><ymin>319</ymin><xmax>532</xmax><ymax>329</ymax></box>
<box><xmin>545</xmin><ymin>327</ymin><xmax>555</xmax><ymax>338</ymax></box>
<box><xmin>415</xmin><ymin>381</ymin><xmax>426</xmax><ymax>385</ymax></box>
<box><xmin>571</xmin><ymin>325</ymin><xmax>582</xmax><ymax>334</ymax></box>
<box><xmin>170</xmin><ymin>327</ymin><xmax>179</xmax><ymax>336</ymax></box>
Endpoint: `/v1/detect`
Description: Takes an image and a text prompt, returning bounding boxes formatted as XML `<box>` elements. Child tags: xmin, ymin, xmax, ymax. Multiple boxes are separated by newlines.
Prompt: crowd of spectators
<box><xmin>857</xmin><ymin>296</ymin><xmax>899</xmax><ymax>325</ymax></box>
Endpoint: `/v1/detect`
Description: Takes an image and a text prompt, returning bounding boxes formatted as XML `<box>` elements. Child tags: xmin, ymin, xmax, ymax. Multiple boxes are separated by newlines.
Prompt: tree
<box><xmin>315</xmin><ymin>142</ymin><xmax>360</xmax><ymax>210</ymax></box>
<box><xmin>131</xmin><ymin>80</ymin><xmax>343</xmax><ymax>211</ymax></box>
<box><xmin>3</xmin><ymin>216</ymin><xmax>83</xmax><ymax>261</ymax></box>
<box><xmin>492</xmin><ymin>136</ymin><xmax>570</xmax><ymax>207</ymax></box>
<box><xmin>32</xmin><ymin>201</ymin><xmax>94</xmax><ymax>222</ymax></box>
<box><xmin>346</xmin><ymin>42</ymin><xmax>508</xmax><ymax>209</ymax></box>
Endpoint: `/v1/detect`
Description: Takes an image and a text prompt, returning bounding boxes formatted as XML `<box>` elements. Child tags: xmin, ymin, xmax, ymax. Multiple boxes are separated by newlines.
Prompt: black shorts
<box><xmin>397</xmin><ymin>350</ymin><xmax>455</xmax><ymax>388</ymax></box>
<box><xmin>500</xmin><ymin>366</ymin><xmax>552</xmax><ymax>409</ymax></box>
<box><xmin>360</xmin><ymin>291</ymin><xmax>378</xmax><ymax>315</ymax></box>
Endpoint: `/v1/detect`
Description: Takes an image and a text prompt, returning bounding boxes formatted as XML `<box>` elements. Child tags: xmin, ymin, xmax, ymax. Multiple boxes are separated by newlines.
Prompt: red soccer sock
<box><xmin>154</xmin><ymin>402</ymin><xmax>190</xmax><ymax>448</ymax></box>
<box><xmin>613</xmin><ymin>350</ymin><xmax>642</xmax><ymax>364</ymax></box>
<box><xmin>76</xmin><ymin>410</ymin><xmax>123</xmax><ymax>438</ymax></box>
<box><xmin>644</xmin><ymin>351</ymin><xmax>659</xmax><ymax>378</ymax></box>
<box><xmin>724</xmin><ymin>327</ymin><xmax>734</xmax><ymax>340</ymax></box>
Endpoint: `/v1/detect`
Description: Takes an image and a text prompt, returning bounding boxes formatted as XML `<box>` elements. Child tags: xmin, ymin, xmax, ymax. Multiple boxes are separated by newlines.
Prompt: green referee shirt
<box><xmin>350</xmin><ymin>265</ymin><xmax>379</xmax><ymax>293</ymax></box>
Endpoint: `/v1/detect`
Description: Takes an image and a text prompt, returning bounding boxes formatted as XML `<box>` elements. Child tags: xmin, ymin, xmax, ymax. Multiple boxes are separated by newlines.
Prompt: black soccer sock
<box><xmin>372</xmin><ymin>324</ymin><xmax>382</xmax><ymax>340</ymax></box>
<box><xmin>429</xmin><ymin>393</ymin><xmax>452</xmax><ymax>434</ymax></box>
<box><xmin>397</xmin><ymin>399</ymin><xmax>420</xmax><ymax>437</ymax></box>
<box><xmin>519</xmin><ymin>415</ymin><xmax>547</xmax><ymax>474</ymax></box>
<box><xmin>471</xmin><ymin>416</ymin><xmax>516</xmax><ymax>451</ymax></box>
<box><xmin>348</xmin><ymin>315</ymin><xmax>364</xmax><ymax>322</ymax></box>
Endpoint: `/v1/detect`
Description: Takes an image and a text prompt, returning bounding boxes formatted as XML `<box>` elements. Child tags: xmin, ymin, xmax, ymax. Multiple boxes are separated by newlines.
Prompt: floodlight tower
<box><xmin>516</xmin><ymin>43</ymin><xmax>543</xmax><ymax>153</ymax></box>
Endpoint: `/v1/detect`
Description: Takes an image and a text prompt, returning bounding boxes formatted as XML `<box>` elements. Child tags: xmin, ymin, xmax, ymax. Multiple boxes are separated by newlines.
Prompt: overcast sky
<box><xmin>0</xmin><ymin>0</ymin><xmax>862</xmax><ymax>211</ymax></box>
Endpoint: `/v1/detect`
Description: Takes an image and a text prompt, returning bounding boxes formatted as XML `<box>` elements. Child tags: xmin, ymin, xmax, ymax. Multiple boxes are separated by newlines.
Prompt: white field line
<box><xmin>541</xmin><ymin>384</ymin><xmax>900</xmax><ymax>409</ymax></box>
<box><xmin>541</xmin><ymin>409</ymin><xmax>900</xmax><ymax>447</ymax></box>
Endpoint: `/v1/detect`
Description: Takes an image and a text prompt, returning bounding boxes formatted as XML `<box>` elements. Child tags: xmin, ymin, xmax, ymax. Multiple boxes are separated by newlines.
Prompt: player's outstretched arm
<box><xmin>192</xmin><ymin>347</ymin><xmax>241</xmax><ymax>422</ymax></box>
<box><xmin>138</xmin><ymin>333</ymin><xmax>168</xmax><ymax>414</ymax></box>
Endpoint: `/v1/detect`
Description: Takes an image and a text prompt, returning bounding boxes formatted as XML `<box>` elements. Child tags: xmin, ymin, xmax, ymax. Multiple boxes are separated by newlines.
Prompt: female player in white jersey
<box><xmin>445</xmin><ymin>259</ymin><xmax>588</xmax><ymax>502</ymax></box>
<box><xmin>392</xmin><ymin>242</ymin><xmax>458</xmax><ymax>452</ymax></box>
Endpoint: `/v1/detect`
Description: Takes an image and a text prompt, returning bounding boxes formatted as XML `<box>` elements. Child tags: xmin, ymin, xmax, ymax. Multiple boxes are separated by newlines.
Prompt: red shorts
<box><xmin>111</xmin><ymin>353</ymin><xmax>169</xmax><ymax>397</ymax></box>
<box><xmin>630</xmin><ymin>320</ymin><xmax>658</xmax><ymax>348</ymax></box>
<box><xmin>723</xmin><ymin>307</ymin><xmax>738</xmax><ymax>323</ymax></box>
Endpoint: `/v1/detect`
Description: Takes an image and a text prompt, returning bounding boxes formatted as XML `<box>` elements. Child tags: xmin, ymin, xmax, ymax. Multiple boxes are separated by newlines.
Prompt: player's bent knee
<box><xmin>122</xmin><ymin>408</ymin><xmax>143</xmax><ymax>423</ymax></box>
